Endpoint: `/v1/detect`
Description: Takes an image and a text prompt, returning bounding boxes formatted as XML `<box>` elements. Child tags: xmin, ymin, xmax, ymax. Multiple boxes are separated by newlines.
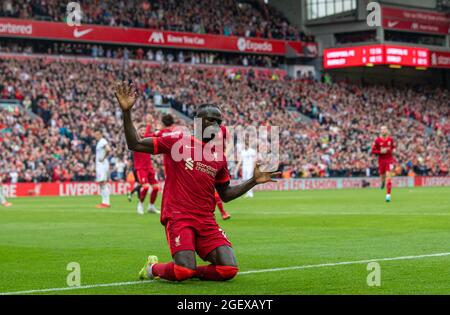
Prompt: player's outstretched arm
<box><xmin>216</xmin><ymin>164</ymin><xmax>281</xmax><ymax>203</ymax></box>
<box><xmin>114</xmin><ymin>81</ymin><xmax>155</xmax><ymax>154</ymax></box>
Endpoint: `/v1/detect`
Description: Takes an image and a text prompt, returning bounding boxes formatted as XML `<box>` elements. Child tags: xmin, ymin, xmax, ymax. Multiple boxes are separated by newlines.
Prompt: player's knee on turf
<box><xmin>216</xmin><ymin>265</ymin><xmax>239</xmax><ymax>281</ymax></box>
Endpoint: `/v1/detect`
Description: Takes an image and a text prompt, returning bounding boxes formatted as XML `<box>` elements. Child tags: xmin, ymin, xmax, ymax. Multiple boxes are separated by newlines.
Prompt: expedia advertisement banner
<box><xmin>0</xmin><ymin>18</ymin><xmax>317</xmax><ymax>57</ymax></box>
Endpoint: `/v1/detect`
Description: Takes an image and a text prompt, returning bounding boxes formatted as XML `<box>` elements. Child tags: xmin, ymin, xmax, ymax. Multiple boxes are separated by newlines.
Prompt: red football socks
<box><xmin>195</xmin><ymin>264</ymin><xmax>238</xmax><ymax>281</ymax></box>
<box><xmin>139</xmin><ymin>186</ymin><xmax>149</xmax><ymax>202</ymax></box>
<box><xmin>386</xmin><ymin>178</ymin><xmax>392</xmax><ymax>194</ymax></box>
<box><xmin>152</xmin><ymin>262</ymin><xmax>195</xmax><ymax>281</ymax></box>
<box><xmin>217</xmin><ymin>201</ymin><xmax>226</xmax><ymax>215</ymax></box>
<box><xmin>150</xmin><ymin>186</ymin><xmax>159</xmax><ymax>204</ymax></box>
<box><xmin>152</xmin><ymin>263</ymin><xmax>238</xmax><ymax>281</ymax></box>
<box><xmin>215</xmin><ymin>194</ymin><xmax>226</xmax><ymax>215</ymax></box>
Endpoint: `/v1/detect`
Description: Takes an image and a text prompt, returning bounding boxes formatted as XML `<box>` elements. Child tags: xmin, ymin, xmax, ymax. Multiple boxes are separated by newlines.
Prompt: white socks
<box><xmin>137</xmin><ymin>202</ymin><xmax>144</xmax><ymax>214</ymax></box>
<box><xmin>0</xmin><ymin>189</ymin><xmax>6</xmax><ymax>204</ymax></box>
<box><xmin>101</xmin><ymin>184</ymin><xmax>110</xmax><ymax>205</ymax></box>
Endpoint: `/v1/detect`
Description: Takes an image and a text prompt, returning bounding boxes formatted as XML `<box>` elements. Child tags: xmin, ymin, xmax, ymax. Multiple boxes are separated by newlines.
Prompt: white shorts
<box><xmin>96</xmin><ymin>164</ymin><xmax>110</xmax><ymax>182</ymax></box>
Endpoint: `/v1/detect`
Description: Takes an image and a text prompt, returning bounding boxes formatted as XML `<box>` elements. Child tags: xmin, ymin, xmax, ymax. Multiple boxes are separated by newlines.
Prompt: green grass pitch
<box><xmin>0</xmin><ymin>187</ymin><xmax>449</xmax><ymax>295</ymax></box>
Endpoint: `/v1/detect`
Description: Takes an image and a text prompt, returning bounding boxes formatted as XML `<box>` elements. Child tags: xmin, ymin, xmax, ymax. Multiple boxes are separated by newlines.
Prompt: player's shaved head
<box><xmin>380</xmin><ymin>126</ymin><xmax>389</xmax><ymax>137</ymax></box>
<box><xmin>195</xmin><ymin>104</ymin><xmax>222</xmax><ymax>118</ymax></box>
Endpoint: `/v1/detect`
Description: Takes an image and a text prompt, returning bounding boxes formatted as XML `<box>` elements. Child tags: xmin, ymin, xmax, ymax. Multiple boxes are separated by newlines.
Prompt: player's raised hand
<box><xmin>253</xmin><ymin>163</ymin><xmax>281</xmax><ymax>184</ymax></box>
<box><xmin>114</xmin><ymin>81</ymin><xmax>138</xmax><ymax>112</ymax></box>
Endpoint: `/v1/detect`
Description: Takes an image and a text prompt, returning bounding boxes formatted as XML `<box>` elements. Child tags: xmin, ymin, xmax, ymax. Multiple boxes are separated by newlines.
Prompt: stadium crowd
<box><xmin>0</xmin><ymin>38</ymin><xmax>282</xmax><ymax>68</ymax></box>
<box><xmin>0</xmin><ymin>0</ymin><xmax>314</xmax><ymax>41</ymax></box>
<box><xmin>0</xmin><ymin>56</ymin><xmax>449</xmax><ymax>183</ymax></box>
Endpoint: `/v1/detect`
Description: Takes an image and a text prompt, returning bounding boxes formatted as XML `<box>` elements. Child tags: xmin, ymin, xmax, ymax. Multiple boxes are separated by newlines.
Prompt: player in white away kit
<box><xmin>237</xmin><ymin>141</ymin><xmax>257</xmax><ymax>198</ymax></box>
<box><xmin>0</xmin><ymin>173</ymin><xmax>12</xmax><ymax>207</ymax></box>
<box><xmin>94</xmin><ymin>131</ymin><xmax>111</xmax><ymax>208</ymax></box>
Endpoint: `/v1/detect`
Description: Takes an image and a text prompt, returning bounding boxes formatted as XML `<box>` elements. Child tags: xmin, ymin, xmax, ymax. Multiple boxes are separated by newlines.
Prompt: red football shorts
<box><xmin>378</xmin><ymin>160</ymin><xmax>395</xmax><ymax>175</ymax></box>
<box><xmin>136</xmin><ymin>169</ymin><xmax>158</xmax><ymax>186</ymax></box>
<box><xmin>165</xmin><ymin>214</ymin><xmax>232</xmax><ymax>261</ymax></box>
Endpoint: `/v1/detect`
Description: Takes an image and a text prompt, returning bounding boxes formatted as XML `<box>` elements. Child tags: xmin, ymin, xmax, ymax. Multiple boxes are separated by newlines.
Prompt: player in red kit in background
<box><xmin>371</xmin><ymin>126</ymin><xmax>396</xmax><ymax>202</ymax></box>
<box><xmin>215</xmin><ymin>190</ymin><xmax>230</xmax><ymax>220</ymax></box>
<box><xmin>115</xmin><ymin>81</ymin><xmax>280</xmax><ymax>282</ymax></box>
<box><xmin>153</xmin><ymin>114</ymin><xmax>176</xmax><ymax>138</ymax></box>
<box><xmin>214</xmin><ymin>125</ymin><xmax>232</xmax><ymax>220</ymax></box>
<box><xmin>133</xmin><ymin>124</ymin><xmax>160</xmax><ymax>215</ymax></box>
<box><xmin>145</xmin><ymin>114</ymin><xmax>175</xmax><ymax>218</ymax></box>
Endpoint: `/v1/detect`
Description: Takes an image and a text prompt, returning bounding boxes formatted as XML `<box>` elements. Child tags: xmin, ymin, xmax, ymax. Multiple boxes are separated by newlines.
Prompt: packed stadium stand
<box><xmin>0</xmin><ymin>54</ymin><xmax>448</xmax><ymax>183</ymax></box>
<box><xmin>0</xmin><ymin>0</ymin><xmax>314</xmax><ymax>41</ymax></box>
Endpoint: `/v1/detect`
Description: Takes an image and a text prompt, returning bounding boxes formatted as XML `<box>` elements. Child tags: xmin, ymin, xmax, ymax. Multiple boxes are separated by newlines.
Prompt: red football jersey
<box><xmin>152</xmin><ymin>126</ymin><xmax>176</xmax><ymax>172</ymax></box>
<box><xmin>153</xmin><ymin>131</ymin><xmax>230</xmax><ymax>225</ymax></box>
<box><xmin>133</xmin><ymin>126</ymin><xmax>154</xmax><ymax>170</ymax></box>
<box><xmin>133</xmin><ymin>151</ymin><xmax>154</xmax><ymax>171</ymax></box>
<box><xmin>152</xmin><ymin>126</ymin><xmax>176</xmax><ymax>138</ymax></box>
<box><xmin>371</xmin><ymin>136</ymin><xmax>396</xmax><ymax>162</ymax></box>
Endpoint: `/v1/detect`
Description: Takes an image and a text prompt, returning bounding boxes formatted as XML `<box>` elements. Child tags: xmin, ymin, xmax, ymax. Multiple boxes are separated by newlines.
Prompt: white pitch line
<box><xmin>238</xmin><ymin>252</ymin><xmax>450</xmax><ymax>275</ymax></box>
<box><xmin>6</xmin><ymin>208</ymin><xmax>450</xmax><ymax>216</ymax></box>
<box><xmin>0</xmin><ymin>280</ymin><xmax>155</xmax><ymax>296</ymax></box>
<box><xmin>253</xmin><ymin>212</ymin><xmax>450</xmax><ymax>216</ymax></box>
<box><xmin>1</xmin><ymin>252</ymin><xmax>449</xmax><ymax>295</ymax></box>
